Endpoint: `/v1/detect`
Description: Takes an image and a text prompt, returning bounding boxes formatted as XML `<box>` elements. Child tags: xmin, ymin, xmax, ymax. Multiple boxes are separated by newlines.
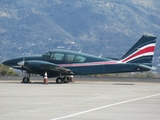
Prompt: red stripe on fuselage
<box><xmin>122</xmin><ymin>46</ymin><xmax>155</xmax><ymax>62</ymax></box>
<box><xmin>59</xmin><ymin>61</ymin><xmax>117</xmax><ymax>67</ymax></box>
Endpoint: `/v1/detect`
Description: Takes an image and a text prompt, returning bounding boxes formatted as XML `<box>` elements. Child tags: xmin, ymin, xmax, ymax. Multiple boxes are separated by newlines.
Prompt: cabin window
<box><xmin>74</xmin><ymin>56</ymin><xmax>86</xmax><ymax>62</ymax></box>
<box><xmin>65</xmin><ymin>54</ymin><xmax>75</xmax><ymax>63</ymax></box>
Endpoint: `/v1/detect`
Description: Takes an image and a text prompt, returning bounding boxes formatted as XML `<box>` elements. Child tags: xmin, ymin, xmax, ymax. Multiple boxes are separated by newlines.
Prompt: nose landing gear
<box><xmin>22</xmin><ymin>77</ymin><xmax>30</xmax><ymax>83</ymax></box>
<box><xmin>22</xmin><ymin>73</ymin><xmax>31</xmax><ymax>83</ymax></box>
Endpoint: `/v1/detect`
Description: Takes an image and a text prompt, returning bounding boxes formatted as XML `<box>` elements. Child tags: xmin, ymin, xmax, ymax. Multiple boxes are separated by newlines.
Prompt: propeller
<box><xmin>17</xmin><ymin>54</ymin><xmax>25</xmax><ymax>76</ymax></box>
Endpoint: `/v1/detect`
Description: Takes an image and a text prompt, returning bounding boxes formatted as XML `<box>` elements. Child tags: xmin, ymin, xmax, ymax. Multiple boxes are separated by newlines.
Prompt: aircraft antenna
<box><xmin>99</xmin><ymin>53</ymin><xmax>103</xmax><ymax>57</ymax></box>
<box><xmin>79</xmin><ymin>49</ymin><xmax>83</xmax><ymax>53</ymax></box>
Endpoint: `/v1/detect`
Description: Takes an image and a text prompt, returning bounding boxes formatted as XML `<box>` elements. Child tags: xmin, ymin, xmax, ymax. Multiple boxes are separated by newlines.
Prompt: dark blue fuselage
<box><xmin>2</xmin><ymin>50</ymin><xmax>149</xmax><ymax>78</ymax></box>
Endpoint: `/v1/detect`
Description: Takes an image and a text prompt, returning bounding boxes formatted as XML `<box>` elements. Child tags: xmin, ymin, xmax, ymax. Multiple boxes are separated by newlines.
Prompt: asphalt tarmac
<box><xmin>0</xmin><ymin>77</ymin><xmax>160</xmax><ymax>120</ymax></box>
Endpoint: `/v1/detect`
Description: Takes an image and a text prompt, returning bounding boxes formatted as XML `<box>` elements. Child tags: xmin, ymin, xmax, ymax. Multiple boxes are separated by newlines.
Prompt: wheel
<box><xmin>63</xmin><ymin>77</ymin><xmax>69</xmax><ymax>83</ymax></box>
<box><xmin>56</xmin><ymin>77</ymin><xmax>63</xmax><ymax>84</ymax></box>
<box><xmin>22</xmin><ymin>77</ymin><xmax>30</xmax><ymax>83</ymax></box>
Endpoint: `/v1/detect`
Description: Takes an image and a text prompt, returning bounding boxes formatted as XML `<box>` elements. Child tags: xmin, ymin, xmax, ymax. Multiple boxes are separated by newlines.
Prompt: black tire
<box><xmin>56</xmin><ymin>77</ymin><xmax>63</xmax><ymax>84</ymax></box>
<box><xmin>22</xmin><ymin>77</ymin><xmax>30</xmax><ymax>83</ymax></box>
<box><xmin>63</xmin><ymin>77</ymin><xmax>69</xmax><ymax>83</ymax></box>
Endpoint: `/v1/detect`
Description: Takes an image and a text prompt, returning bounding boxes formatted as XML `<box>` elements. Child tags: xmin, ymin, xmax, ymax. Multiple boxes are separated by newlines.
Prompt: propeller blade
<box><xmin>21</xmin><ymin>65</ymin><xmax>24</xmax><ymax>77</ymax></box>
<box><xmin>19</xmin><ymin>54</ymin><xmax>25</xmax><ymax>77</ymax></box>
<box><xmin>17</xmin><ymin>54</ymin><xmax>25</xmax><ymax>66</ymax></box>
<box><xmin>23</xmin><ymin>54</ymin><xmax>25</xmax><ymax>62</ymax></box>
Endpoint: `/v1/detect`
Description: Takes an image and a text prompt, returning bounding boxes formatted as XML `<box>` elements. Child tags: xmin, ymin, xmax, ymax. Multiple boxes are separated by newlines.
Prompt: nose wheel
<box><xmin>22</xmin><ymin>73</ymin><xmax>31</xmax><ymax>83</ymax></box>
<box><xmin>22</xmin><ymin>77</ymin><xmax>30</xmax><ymax>83</ymax></box>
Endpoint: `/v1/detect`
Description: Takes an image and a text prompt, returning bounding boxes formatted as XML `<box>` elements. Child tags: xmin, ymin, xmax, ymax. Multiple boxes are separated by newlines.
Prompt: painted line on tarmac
<box><xmin>50</xmin><ymin>93</ymin><xmax>160</xmax><ymax>120</ymax></box>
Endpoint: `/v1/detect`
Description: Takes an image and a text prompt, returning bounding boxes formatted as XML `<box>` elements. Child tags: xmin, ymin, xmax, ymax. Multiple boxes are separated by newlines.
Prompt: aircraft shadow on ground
<box><xmin>0</xmin><ymin>81</ymin><xmax>58</xmax><ymax>84</ymax></box>
<box><xmin>29</xmin><ymin>82</ymin><xmax>58</xmax><ymax>84</ymax></box>
<box><xmin>112</xmin><ymin>83</ymin><xmax>135</xmax><ymax>85</ymax></box>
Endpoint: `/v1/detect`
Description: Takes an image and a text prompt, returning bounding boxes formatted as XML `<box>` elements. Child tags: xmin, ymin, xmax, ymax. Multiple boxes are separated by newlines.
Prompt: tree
<box><xmin>0</xmin><ymin>64</ymin><xmax>18</xmax><ymax>76</ymax></box>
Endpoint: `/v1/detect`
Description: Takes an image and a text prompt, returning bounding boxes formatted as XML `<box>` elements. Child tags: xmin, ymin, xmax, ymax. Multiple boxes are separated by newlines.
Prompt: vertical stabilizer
<box><xmin>121</xmin><ymin>34</ymin><xmax>157</xmax><ymax>64</ymax></box>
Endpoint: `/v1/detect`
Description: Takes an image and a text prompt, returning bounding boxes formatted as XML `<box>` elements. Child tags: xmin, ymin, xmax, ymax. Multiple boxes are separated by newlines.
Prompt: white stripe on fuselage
<box><xmin>59</xmin><ymin>61</ymin><xmax>118</xmax><ymax>67</ymax></box>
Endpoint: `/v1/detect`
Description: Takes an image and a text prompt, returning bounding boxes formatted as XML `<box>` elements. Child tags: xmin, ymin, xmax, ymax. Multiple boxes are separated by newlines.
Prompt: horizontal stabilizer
<box><xmin>138</xmin><ymin>64</ymin><xmax>157</xmax><ymax>71</ymax></box>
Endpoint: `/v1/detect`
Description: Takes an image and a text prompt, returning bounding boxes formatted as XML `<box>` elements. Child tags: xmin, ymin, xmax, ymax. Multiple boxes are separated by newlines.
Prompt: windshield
<box><xmin>42</xmin><ymin>52</ymin><xmax>51</xmax><ymax>59</ymax></box>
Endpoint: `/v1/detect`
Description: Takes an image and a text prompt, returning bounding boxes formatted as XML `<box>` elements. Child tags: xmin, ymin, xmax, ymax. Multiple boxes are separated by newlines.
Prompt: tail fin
<box><xmin>121</xmin><ymin>34</ymin><xmax>157</xmax><ymax>64</ymax></box>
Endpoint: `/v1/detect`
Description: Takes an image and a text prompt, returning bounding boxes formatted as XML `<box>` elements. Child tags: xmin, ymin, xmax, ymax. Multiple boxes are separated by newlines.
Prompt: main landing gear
<box><xmin>56</xmin><ymin>76</ymin><xmax>70</xmax><ymax>84</ymax></box>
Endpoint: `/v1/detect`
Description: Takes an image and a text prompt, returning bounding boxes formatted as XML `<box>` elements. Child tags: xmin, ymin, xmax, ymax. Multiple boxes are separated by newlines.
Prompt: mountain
<box><xmin>0</xmin><ymin>0</ymin><xmax>160</xmax><ymax>64</ymax></box>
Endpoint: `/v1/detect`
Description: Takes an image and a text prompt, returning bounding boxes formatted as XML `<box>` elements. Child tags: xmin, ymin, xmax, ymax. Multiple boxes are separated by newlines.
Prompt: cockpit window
<box><xmin>74</xmin><ymin>56</ymin><xmax>86</xmax><ymax>62</ymax></box>
<box><xmin>42</xmin><ymin>52</ymin><xmax>64</xmax><ymax>61</ymax></box>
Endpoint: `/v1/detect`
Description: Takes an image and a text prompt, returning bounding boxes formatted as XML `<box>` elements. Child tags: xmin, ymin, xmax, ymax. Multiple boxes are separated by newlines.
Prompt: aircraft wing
<box><xmin>24</xmin><ymin>60</ymin><xmax>74</xmax><ymax>75</ymax></box>
<box><xmin>39</xmin><ymin>63</ymin><xmax>73</xmax><ymax>74</ymax></box>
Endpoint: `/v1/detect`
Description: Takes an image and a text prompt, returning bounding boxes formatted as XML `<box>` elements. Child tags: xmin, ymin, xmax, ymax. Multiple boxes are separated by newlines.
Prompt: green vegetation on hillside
<box><xmin>0</xmin><ymin>0</ymin><xmax>160</xmax><ymax>64</ymax></box>
<box><xmin>0</xmin><ymin>64</ymin><xmax>18</xmax><ymax>76</ymax></box>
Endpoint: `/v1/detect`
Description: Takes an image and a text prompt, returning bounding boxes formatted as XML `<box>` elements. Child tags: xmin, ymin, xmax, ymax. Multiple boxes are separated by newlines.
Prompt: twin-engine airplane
<box><xmin>2</xmin><ymin>34</ymin><xmax>157</xmax><ymax>83</ymax></box>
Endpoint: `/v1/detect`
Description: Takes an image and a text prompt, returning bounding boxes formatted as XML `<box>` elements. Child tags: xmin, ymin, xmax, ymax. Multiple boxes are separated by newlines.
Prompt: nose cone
<box><xmin>2</xmin><ymin>60</ymin><xmax>15</xmax><ymax>66</ymax></box>
<box><xmin>2</xmin><ymin>60</ymin><xmax>10</xmax><ymax>66</ymax></box>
